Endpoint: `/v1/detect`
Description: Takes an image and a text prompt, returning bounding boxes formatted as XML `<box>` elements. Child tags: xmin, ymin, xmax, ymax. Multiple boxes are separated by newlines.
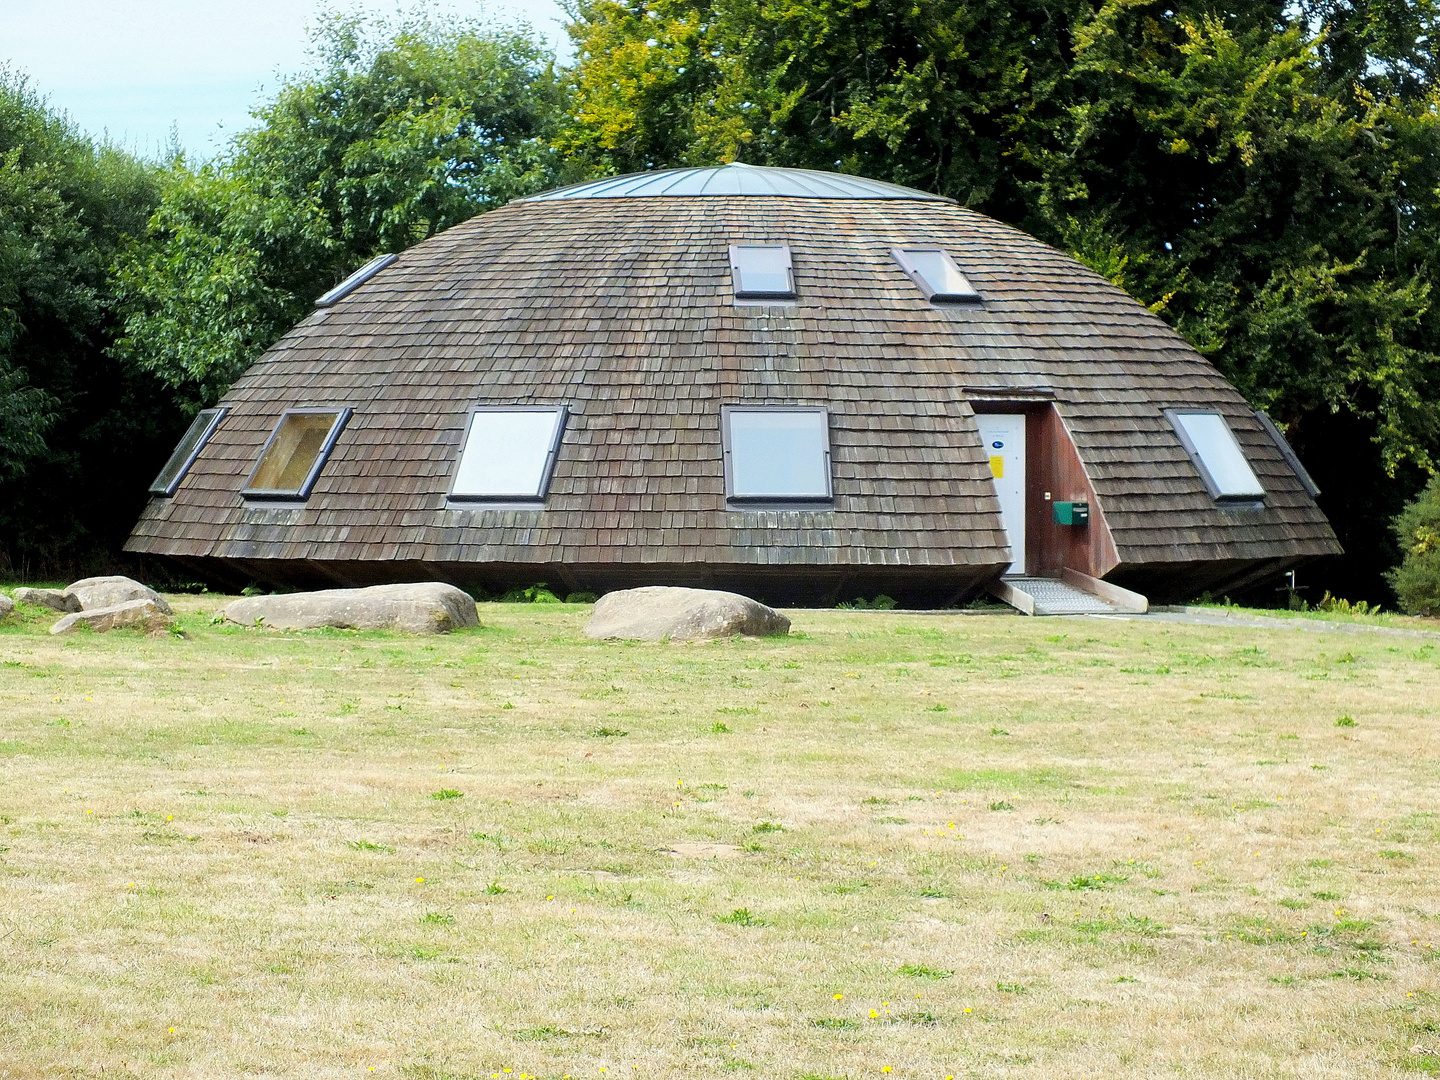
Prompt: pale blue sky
<box><xmin>1</xmin><ymin>0</ymin><xmax>571</xmax><ymax>159</ymax></box>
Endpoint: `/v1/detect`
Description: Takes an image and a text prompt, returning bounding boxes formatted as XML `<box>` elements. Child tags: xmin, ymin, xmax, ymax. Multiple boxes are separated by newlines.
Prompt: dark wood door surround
<box><xmin>970</xmin><ymin>396</ymin><xmax>1119</xmax><ymax>580</ymax></box>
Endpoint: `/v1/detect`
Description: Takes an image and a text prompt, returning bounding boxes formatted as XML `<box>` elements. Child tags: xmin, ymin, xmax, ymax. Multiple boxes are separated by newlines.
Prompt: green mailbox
<box><xmin>1054</xmin><ymin>501</ymin><xmax>1090</xmax><ymax>526</ymax></box>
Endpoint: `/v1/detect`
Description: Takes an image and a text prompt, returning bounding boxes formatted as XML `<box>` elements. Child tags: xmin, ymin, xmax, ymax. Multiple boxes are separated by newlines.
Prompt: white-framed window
<box><xmin>729</xmin><ymin>244</ymin><xmax>796</xmax><ymax>300</ymax></box>
<box><xmin>242</xmin><ymin>408</ymin><xmax>352</xmax><ymax>500</ymax></box>
<box><xmin>315</xmin><ymin>253</ymin><xmax>398</xmax><ymax>307</ymax></box>
<box><xmin>1254</xmin><ymin>409</ymin><xmax>1321</xmax><ymax>497</ymax></box>
<box><xmin>450</xmin><ymin>406</ymin><xmax>568</xmax><ymax>503</ymax></box>
<box><xmin>721</xmin><ymin>406</ymin><xmax>832</xmax><ymax>503</ymax></box>
<box><xmin>892</xmin><ymin>247</ymin><xmax>980</xmax><ymax>302</ymax></box>
<box><xmin>1166</xmin><ymin>409</ymin><xmax>1266</xmax><ymax>501</ymax></box>
<box><xmin>149</xmin><ymin>407</ymin><xmax>227</xmax><ymax>496</ymax></box>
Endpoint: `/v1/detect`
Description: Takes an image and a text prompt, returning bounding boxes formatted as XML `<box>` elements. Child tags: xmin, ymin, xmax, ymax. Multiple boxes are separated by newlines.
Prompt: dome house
<box><xmin>126</xmin><ymin>163</ymin><xmax>1340</xmax><ymax>608</ymax></box>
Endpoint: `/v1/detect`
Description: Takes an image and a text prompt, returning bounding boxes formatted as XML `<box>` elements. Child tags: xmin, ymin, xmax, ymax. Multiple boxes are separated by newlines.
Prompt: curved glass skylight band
<box><xmin>149</xmin><ymin>407</ymin><xmax>227</xmax><ymax>497</ymax></box>
<box><xmin>523</xmin><ymin>163</ymin><xmax>953</xmax><ymax>202</ymax></box>
<box><xmin>315</xmin><ymin>253</ymin><xmax>399</xmax><ymax>307</ymax></box>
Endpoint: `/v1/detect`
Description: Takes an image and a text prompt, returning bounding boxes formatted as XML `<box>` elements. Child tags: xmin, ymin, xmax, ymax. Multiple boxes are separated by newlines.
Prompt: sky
<box><xmin>1</xmin><ymin>0</ymin><xmax>571</xmax><ymax>160</ymax></box>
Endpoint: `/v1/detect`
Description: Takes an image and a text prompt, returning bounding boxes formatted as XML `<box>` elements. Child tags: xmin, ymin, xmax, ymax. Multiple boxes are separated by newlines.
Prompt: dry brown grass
<box><xmin>3</xmin><ymin>592</ymin><xmax>1440</xmax><ymax>1079</ymax></box>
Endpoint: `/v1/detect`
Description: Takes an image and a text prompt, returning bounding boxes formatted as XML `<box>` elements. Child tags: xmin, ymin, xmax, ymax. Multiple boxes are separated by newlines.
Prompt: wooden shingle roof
<box><xmin>126</xmin><ymin>168</ymin><xmax>1339</xmax><ymax>591</ymax></box>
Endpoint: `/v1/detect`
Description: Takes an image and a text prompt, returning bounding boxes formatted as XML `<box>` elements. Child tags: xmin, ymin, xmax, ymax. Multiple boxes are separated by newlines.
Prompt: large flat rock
<box><xmin>64</xmin><ymin>576</ymin><xmax>172</xmax><ymax>615</ymax></box>
<box><xmin>584</xmin><ymin>586</ymin><xmax>790</xmax><ymax>642</ymax></box>
<box><xmin>0</xmin><ymin>595</ymin><xmax>13</xmax><ymax>619</ymax></box>
<box><xmin>219</xmin><ymin>583</ymin><xmax>480</xmax><ymax>634</ymax></box>
<box><xmin>50</xmin><ymin>599</ymin><xmax>173</xmax><ymax>635</ymax></box>
<box><xmin>13</xmin><ymin>587</ymin><xmax>80</xmax><ymax>613</ymax></box>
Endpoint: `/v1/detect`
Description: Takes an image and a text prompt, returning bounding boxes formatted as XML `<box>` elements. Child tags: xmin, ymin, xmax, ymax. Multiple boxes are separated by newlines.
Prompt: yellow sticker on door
<box><xmin>989</xmin><ymin>454</ymin><xmax>1005</xmax><ymax>479</ymax></box>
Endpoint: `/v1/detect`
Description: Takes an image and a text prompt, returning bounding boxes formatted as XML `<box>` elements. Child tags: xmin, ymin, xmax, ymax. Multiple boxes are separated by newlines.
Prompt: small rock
<box><xmin>0</xmin><ymin>595</ymin><xmax>13</xmax><ymax>619</ymax></box>
<box><xmin>13</xmin><ymin>587</ymin><xmax>80</xmax><ymax>613</ymax></box>
<box><xmin>584</xmin><ymin>586</ymin><xmax>790</xmax><ymax>642</ymax></box>
<box><xmin>50</xmin><ymin>599</ymin><xmax>174</xmax><ymax>636</ymax></box>
<box><xmin>218</xmin><ymin>582</ymin><xmax>479</xmax><ymax>634</ymax></box>
<box><xmin>64</xmin><ymin>576</ymin><xmax>172</xmax><ymax>615</ymax></box>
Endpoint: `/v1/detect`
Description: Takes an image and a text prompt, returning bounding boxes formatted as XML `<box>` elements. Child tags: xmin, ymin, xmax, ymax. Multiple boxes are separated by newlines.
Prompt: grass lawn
<box><xmin>3</xmin><ymin>593</ymin><xmax>1440</xmax><ymax>1079</ymax></box>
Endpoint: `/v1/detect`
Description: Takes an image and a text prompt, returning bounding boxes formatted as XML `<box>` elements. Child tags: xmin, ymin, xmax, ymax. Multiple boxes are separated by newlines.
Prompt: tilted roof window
<box><xmin>1254</xmin><ymin>409</ymin><xmax>1321</xmax><ymax>498</ymax></box>
<box><xmin>893</xmin><ymin>247</ymin><xmax>981</xmax><ymax>303</ymax></box>
<box><xmin>729</xmin><ymin>244</ymin><xmax>796</xmax><ymax>300</ymax></box>
<box><xmin>149</xmin><ymin>407</ymin><xmax>227</xmax><ymax>497</ymax></box>
<box><xmin>1167</xmin><ymin>410</ymin><xmax>1266</xmax><ymax>501</ymax></box>
<box><xmin>722</xmin><ymin>406</ymin><xmax>832</xmax><ymax>503</ymax></box>
<box><xmin>243</xmin><ymin>408</ymin><xmax>351</xmax><ymax>500</ymax></box>
<box><xmin>451</xmin><ymin>407</ymin><xmax>568</xmax><ymax>503</ymax></box>
<box><xmin>315</xmin><ymin>253</ymin><xmax>398</xmax><ymax>307</ymax></box>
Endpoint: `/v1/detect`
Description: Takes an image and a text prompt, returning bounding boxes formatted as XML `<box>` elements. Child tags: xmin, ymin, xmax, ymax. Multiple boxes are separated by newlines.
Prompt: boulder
<box><xmin>13</xmin><ymin>587</ymin><xmax>80</xmax><ymax>613</ymax></box>
<box><xmin>63</xmin><ymin>576</ymin><xmax>172</xmax><ymax>615</ymax></box>
<box><xmin>50</xmin><ymin>598</ymin><xmax>173</xmax><ymax>636</ymax></box>
<box><xmin>584</xmin><ymin>586</ymin><xmax>790</xmax><ymax>642</ymax></box>
<box><xmin>0</xmin><ymin>594</ymin><xmax>13</xmax><ymax>619</ymax></box>
<box><xmin>219</xmin><ymin>582</ymin><xmax>480</xmax><ymax>634</ymax></box>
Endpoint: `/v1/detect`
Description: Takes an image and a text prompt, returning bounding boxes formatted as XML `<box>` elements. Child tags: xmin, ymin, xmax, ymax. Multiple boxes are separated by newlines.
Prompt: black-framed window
<box><xmin>450</xmin><ymin>406</ymin><xmax>568</xmax><ymax>503</ymax></box>
<box><xmin>729</xmin><ymin>244</ymin><xmax>796</xmax><ymax>300</ymax></box>
<box><xmin>1166</xmin><ymin>409</ymin><xmax>1266</xmax><ymax>502</ymax></box>
<box><xmin>722</xmin><ymin>406</ymin><xmax>832</xmax><ymax>503</ymax></box>
<box><xmin>1253</xmin><ymin>409</ymin><xmax>1320</xmax><ymax>498</ymax></box>
<box><xmin>149</xmin><ymin>407</ymin><xmax>227</xmax><ymax>497</ymax></box>
<box><xmin>315</xmin><ymin>253</ymin><xmax>398</xmax><ymax>308</ymax></box>
<box><xmin>892</xmin><ymin>247</ymin><xmax>981</xmax><ymax>303</ymax></box>
<box><xmin>242</xmin><ymin>408</ymin><xmax>352</xmax><ymax>501</ymax></box>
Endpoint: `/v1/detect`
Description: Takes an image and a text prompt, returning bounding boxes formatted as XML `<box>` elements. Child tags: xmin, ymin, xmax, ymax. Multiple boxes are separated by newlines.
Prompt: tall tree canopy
<box><xmin>0</xmin><ymin>69</ymin><xmax>161</xmax><ymax>573</ymax></box>
<box><xmin>563</xmin><ymin>0</ymin><xmax>1440</xmax><ymax>597</ymax></box>
<box><xmin>113</xmin><ymin>11</ymin><xmax>572</xmax><ymax>408</ymax></box>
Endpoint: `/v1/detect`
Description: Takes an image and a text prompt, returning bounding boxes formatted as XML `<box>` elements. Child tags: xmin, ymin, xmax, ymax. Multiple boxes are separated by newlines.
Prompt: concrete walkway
<box><xmin>1097</xmin><ymin>605</ymin><xmax>1440</xmax><ymax>642</ymax></box>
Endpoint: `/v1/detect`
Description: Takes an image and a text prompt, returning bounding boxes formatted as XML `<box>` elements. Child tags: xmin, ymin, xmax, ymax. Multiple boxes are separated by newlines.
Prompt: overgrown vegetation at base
<box><xmin>3</xmin><ymin>599</ymin><xmax>1440</xmax><ymax>1077</ymax></box>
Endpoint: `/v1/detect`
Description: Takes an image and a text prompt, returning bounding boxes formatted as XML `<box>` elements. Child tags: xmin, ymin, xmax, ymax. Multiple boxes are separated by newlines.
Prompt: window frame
<box><xmin>241</xmin><ymin>407</ymin><xmax>353</xmax><ymax>501</ymax></box>
<box><xmin>892</xmin><ymin>247</ymin><xmax>982</xmax><ymax>304</ymax></box>
<box><xmin>728</xmin><ymin>243</ymin><xmax>797</xmax><ymax>301</ymax></box>
<box><xmin>1253</xmin><ymin>409</ymin><xmax>1321</xmax><ymax>498</ymax></box>
<box><xmin>315</xmin><ymin>253</ymin><xmax>399</xmax><ymax>308</ymax></box>
<box><xmin>721</xmin><ymin>405</ymin><xmax>834</xmax><ymax>506</ymax></box>
<box><xmin>447</xmin><ymin>405</ymin><xmax>569</xmax><ymax>505</ymax></box>
<box><xmin>1165</xmin><ymin>408</ymin><xmax>1266</xmax><ymax>503</ymax></box>
<box><xmin>149</xmin><ymin>407</ymin><xmax>228</xmax><ymax>497</ymax></box>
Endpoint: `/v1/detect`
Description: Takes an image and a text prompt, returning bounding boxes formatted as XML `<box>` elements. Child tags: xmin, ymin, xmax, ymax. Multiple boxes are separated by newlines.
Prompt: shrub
<box><xmin>1389</xmin><ymin>476</ymin><xmax>1440</xmax><ymax>616</ymax></box>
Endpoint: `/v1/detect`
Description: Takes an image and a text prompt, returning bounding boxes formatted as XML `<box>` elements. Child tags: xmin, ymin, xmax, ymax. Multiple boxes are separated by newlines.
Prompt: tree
<box><xmin>563</xmin><ymin>0</ymin><xmax>1440</xmax><ymax>600</ymax></box>
<box><xmin>1389</xmin><ymin>475</ymin><xmax>1440</xmax><ymax>614</ymax></box>
<box><xmin>0</xmin><ymin>68</ymin><xmax>162</xmax><ymax>573</ymax></box>
<box><xmin>113</xmin><ymin>11</ymin><xmax>573</xmax><ymax>408</ymax></box>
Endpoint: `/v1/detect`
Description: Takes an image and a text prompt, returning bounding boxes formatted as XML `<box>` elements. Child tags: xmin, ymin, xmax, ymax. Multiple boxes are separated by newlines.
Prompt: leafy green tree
<box><xmin>563</xmin><ymin>0</ymin><xmax>1440</xmax><ymax>600</ymax></box>
<box><xmin>0</xmin><ymin>68</ymin><xmax>163</xmax><ymax>573</ymax></box>
<box><xmin>1388</xmin><ymin>475</ymin><xmax>1440</xmax><ymax>615</ymax></box>
<box><xmin>113</xmin><ymin>11</ymin><xmax>572</xmax><ymax>407</ymax></box>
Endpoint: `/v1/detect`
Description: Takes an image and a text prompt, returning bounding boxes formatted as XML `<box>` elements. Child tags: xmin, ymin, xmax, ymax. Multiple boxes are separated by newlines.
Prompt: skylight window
<box><xmin>243</xmin><ymin>408</ymin><xmax>351</xmax><ymax>500</ymax></box>
<box><xmin>1254</xmin><ymin>409</ymin><xmax>1321</xmax><ymax>497</ymax></box>
<box><xmin>149</xmin><ymin>407</ymin><xmax>227</xmax><ymax>497</ymax></box>
<box><xmin>315</xmin><ymin>253</ymin><xmax>398</xmax><ymax>307</ymax></box>
<box><xmin>451</xmin><ymin>407</ymin><xmax>568</xmax><ymax>502</ymax></box>
<box><xmin>1167</xmin><ymin>410</ymin><xmax>1266</xmax><ymax>501</ymax></box>
<box><xmin>893</xmin><ymin>247</ymin><xmax>980</xmax><ymax>302</ymax></box>
<box><xmin>722</xmin><ymin>407</ymin><xmax>832</xmax><ymax>503</ymax></box>
<box><xmin>729</xmin><ymin>244</ymin><xmax>796</xmax><ymax>300</ymax></box>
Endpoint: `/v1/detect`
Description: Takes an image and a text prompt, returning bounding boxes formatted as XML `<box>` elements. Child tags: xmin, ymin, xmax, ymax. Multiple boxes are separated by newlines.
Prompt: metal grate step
<box><xmin>1000</xmin><ymin>576</ymin><xmax>1120</xmax><ymax>616</ymax></box>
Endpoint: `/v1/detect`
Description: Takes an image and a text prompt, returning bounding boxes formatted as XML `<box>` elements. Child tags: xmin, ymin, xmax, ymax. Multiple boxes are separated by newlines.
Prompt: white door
<box><xmin>975</xmin><ymin>413</ymin><xmax>1026</xmax><ymax>575</ymax></box>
